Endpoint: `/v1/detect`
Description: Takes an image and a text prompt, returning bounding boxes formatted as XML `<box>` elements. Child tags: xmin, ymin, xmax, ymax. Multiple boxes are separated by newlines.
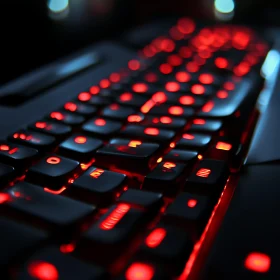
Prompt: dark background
<box><xmin>0</xmin><ymin>0</ymin><xmax>279</xmax><ymax>85</ymax></box>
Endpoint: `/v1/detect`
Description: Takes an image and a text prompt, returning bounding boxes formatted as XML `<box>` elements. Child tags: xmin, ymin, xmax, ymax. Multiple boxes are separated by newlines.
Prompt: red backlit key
<box><xmin>189</xmin><ymin>118</ymin><xmax>222</xmax><ymax>133</ymax></box>
<box><xmin>164</xmin><ymin>92</ymin><xmax>205</xmax><ymax>108</ymax></box>
<box><xmin>0</xmin><ymin>217</ymin><xmax>47</xmax><ymax>269</ymax></box>
<box><xmin>95</xmin><ymin>139</ymin><xmax>160</xmax><ymax>175</ymax></box>
<box><xmin>49</xmin><ymin>111</ymin><xmax>85</xmax><ymax>126</ymax></box>
<box><xmin>0</xmin><ymin>163</ymin><xmax>15</xmax><ymax>186</ymax></box>
<box><xmin>26</xmin><ymin>155</ymin><xmax>80</xmax><ymax>190</ymax></box>
<box><xmin>176</xmin><ymin>133</ymin><xmax>211</xmax><ymax>151</ymax></box>
<box><xmin>63</xmin><ymin>101</ymin><xmax>97</xmax><ymax>116</ymax></box>
<box><xmin>149</xmin><ymin>104</ymin><xmax>195</xmax><ymax>118</ymax></box>
<box><xmin>129</xmin><ymin>82</ymin><xmax>157</xmax><ymax>95</ymax></box>
<box><xmin>117</xmin><ymin>189</ymin><xmax>163</xmax><ymax>212</ymax></box>
<box><xmin>1</xmin><ymin>182</ymin><xmax>95</xmax><ymax>231</ymax></box>
<box><xmin>143</xmin><ymin>161</ymin><xmax>187</xmax><ymax>195</ymax></box>
<box><xmin>186</xmin><ymin>159</ymin><xmax>229</xmax><ymax>196</ymax></box>
<box><xmin>139</xmin><ymin>224</ymin><xmax>193</xmax><ymax>275</ymax></box>
<box><xmin>77</xmin><ymin>204</ymin><xmax>147</xmax><ymax>262</ymax></box>
<box><xmin>119</xmin><ymin>125</ymin><xmax>175</xmax><ymax>145</ymax></box>
<box><xmin>101</xmin><ymin>104</ymin><xmax>136</xmax><ymax>121</ymax></box>
<box><xmin>0</xmin><ymin>142</ymin><xmax>38</xmax><ymax>167</ymax></box>
<box><xmin>59</xmin><ymin>134</ymin><xmax>103</xmax><ymax>161</ymax></box>
<box><xmin>164</xmin><ymin>192</ymin><xmax>211</xmax><ymax>239</ymax></box>
<box><xmin>19</xmin><ymin>247</ymin><xmax>107</xmax><ymax>280</ymax></box>
<box><xmin>82</xmin><ymin>117</ymin><xmax>122</xmax><ymax>138</ymax></box>
<box><xmin>164</xmin><ymin>149</ymin><xmax>198</xmax><ymax>164</ymax></box>
<box><xmin>117</xmin><ymin>92</ymin><xmax>149</xmax><ymax>108</ymax></box>
<box><xmin>70</xmin><ymin>166</ymin><xmax>127</xmax><ymax>207</ymax></box>
<box><xmin>9</xmin><ymin>130</ymin><xmax>56</xmax><ymax>150</ymax></box>
<box><xmin>29</xmin><ymin>120</ymin><xmax>72</xmax><ymax>139</ymax></box>
<box><xmin>141</xmin><ymin>115</ymin><xmax>186</xmax><ymax>130</ymax></box>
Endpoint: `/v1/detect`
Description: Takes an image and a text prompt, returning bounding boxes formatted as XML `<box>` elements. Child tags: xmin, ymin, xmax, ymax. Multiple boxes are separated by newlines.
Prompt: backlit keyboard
<box><xmin>0</xmin><ymin>18</ymin><xmax>269</xmax><ymax>279</ymax></box>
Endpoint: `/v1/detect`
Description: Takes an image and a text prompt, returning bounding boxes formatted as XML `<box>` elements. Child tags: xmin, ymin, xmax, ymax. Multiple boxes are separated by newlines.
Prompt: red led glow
<box><xmin>199</xmin><ymin>74</ymin><xmax>214</xmax><ymax>85</ymax></box>
<box><xmin>120</xmin><ymin>92</ymin><xmax>133</xmax><ymax>102</ymax></box>
<box><xmin>202</xmin><ymin>101</ymin><xmax>215</xmax><ymax>112</ymax></box>
<box><xmin>94</xmin><ymin>118</ymin><xmax>106</xmax><ymax>126</ymax></box>
<box><xmin>223</xmin><ymin>81</ymin><xmax>235</xmax><ymax>91</ymax></box>
<box><xmin>128</xmin><ymin>115</ymin><xmax>143</xmax><ymax>123</ymax></box>
<box><xmin>193</xmin><ymin>119</ymin><xmax>206</xmax><ymax>125</ymax></box>
<box><xmin>175</xmin><ymin>71</ymin><xmax>191</xmax><ymax>83</ymax></box>
<box><xmin>215</xmin><ymin>57</ymin><xmax>228</xmax><ymax>69</ymax></box>
<box><xmin>110</xmin><ymin>104</ymin><xmax>120</xmax><ymax>110</ymax></box>
<box><xmin>0</xmin><ymin>193</ymin><xmax>10</xmax><ymax>204</ymax></box>
<box><xmin>109</xmin><ymin>73</ymin><xmax>121</xmax><ymax>83</ymax></box>
<box><xmin>64</xmin><ymin>102</ymin><xmax>77</xmax><ymax>112</ymax></box>
<box><xmin>125</xmin><ymin>262</ymin><xmax>154</xmax><ymax>280</ymax></box>
<box><xmin>167</xmin><ymin>54</ymin><xmax>183</xmax><ymax>66</ymax></box>
<box><xmin>234</xmin><ymin>62</ymin><xmax>250</xmax><ymax>76</ymax></box>
<box><xmin>196</xmin><ymin>168</ymin><xmax>211</xmax><ymax>178</ymax></box>
<box><xmin>50</xmin><ymin>112</ymin><xmax>64</xmax><ymax>121</ymax></box>
<box><xmin>44</xmin><ymin>186</ymin><xmax>66</xmax><ymax>195</ymax></box>
<box><xmin>100</xmin><ymin>203</ymin><xmax>130</xmax><ymax>230</ymax></box>
<box><xmin>216</xmin><ymin>141</ymin><xmax>232</xmax><ymax>151</ymax></box>
<box><xmin>232</xmin><ymin>31</ymin><xmax>250</xmax><ymax>50</ymax></box>
<box><xmin>89</xmin><ymin>86</ymin><xmax>100</xmax><ymax>95</ymax></box>
<box><xmin>8</xmin><ymin>148</ymin><xmax>18</xmax><ymax>155</ymax></box>
<box><xmin>179</xmin><ymin>46</ymin><xmax>192</xmax><ymax>58</ymax></box>
<box><xmin>28</xmin><ymin>261</ymin><xmax>59</xmax><ymax>280</ymax></box>
<box><xmin>46</xmin><ymin>157</ymin><xmax>61</xmax><ymax>165</ymax></box>
<box><xmin>144</xmin><ymin>128</ymin><xmax>160</xmax><ymax>136</ymax></box>
<box><xmin>99</xmin><ymin>79</ymin><xmax>110</xmax><ymax>89</ymax></box>
<box><xmin>187</xmin><ymin>199</ymin><xmax>197</xmax><ymax>208</ymax></box>
<box><xmin>132</xmin><ymin>83</ymin><xmax>148</xmax><ymax>93</ymax></box>
<box><xmin>159</xmin><ymin>63</ymin><xmax>173</xmax><ymax>74</ymax></box>
<box><xmin>165</xmin><ymin>82</ymin><xmax>180</xmax><ymax>92</ymax></box>
<box><xmin>159</xmin><ymin>38</ymin><xmax>175</xmax><ymax>52</ymax></box>
<box><xmin>90</xmin><ymin>168</ymin><xmax>104</xmax><ymax>179</ymax></box>
<box><xmin>128</xmin><ymin>140</ymin><xmax>142</xmax><ymax>148</ymax></box>
<box><xmin>13</xmin><ymin>133</ymin><xmax>32</xmax><ymax>141</ymax></box>
<box><xmin>141</xmin><ymin>100</ymin><xmax>155</xmax><ymax>114</ymax></box>
<box><xmin>186</xmin><ymin>62</ymin><xmax>199</xmax><ymax>73</ymax></box>
<box><xmin>60</xmin><ymin>243</ymin><xmax>75</xmax><ymax>254</ymax></box>
<box><xmin>191</xmin><ymin>84</ymin><xmax>205</xmax><ymax>95</ymax></box>
<box><xmin>168</xmin><ymin>106</ymin><xmax>184</xmax><ymax>116</ymax></box>
<box><xmin>160</xmin><ymin>116</ymin><xmax>172</xmax><ymax>124</ymax></box>
<box><xmin>145</xmin><ymin>228</ymin><xmax>166</xmax><ymax>248</ymax></box>
<box><xmin>177</xmin><ymin>18</ymin><xmax>195</xmax><ymax>34</ymax></box>
<box><xmin>0</xmin><ymin>145</ymin><xmax>10</xmax><ymax>151</ymax></box>
<box><xmin>169</xmin><ymin>26</ymin><xmax>185</xmax><ymax>40</ymax></box>
<box><xmin>144</xmin><ymin>73</ymin><xmax>158</xmax><ymax>83</ymax></box>
<box><xmin>244</xmin><ymin>252</ymin><xmax>271</xmax><ymax>273</ymax></box>
<box><xmin>217</xmin><ymin>90</ymin><xmax>228</xmax><ymax>99</ymax></box>
<box><xmin>35</xmin><ymin>122</ymin><xmax>47</xmax><ymax>129</ymax></box>
<box><xmin>128</xmin><ymin>60</ymin><xmax>141</xmax><ymax>71</ymax></box>
<box><xmin>163</xmin><ymin>162</ymin><xmax>176</xmax><ymax>169</ymax></box>
<box><xmin>74</xmin><ymin>136</ymin><xmax>87</xmax><ymax>144</ymax></box>
<box><xmin>183</xmin><ymin>134</ymin><xmax>195</xmax><ymax>140</ymax></box>
<box><xmin>78</xmin><ymin>92</ymin><xmax>91</xmax><ymax>102</ymax></box>
<box><xmin>179</xmin><ymin>96</ymin><xmax>195</xmax><ymax>105</ymax></box>
<box><xmin>152</xmin><ymin>92</ymin><xmax>167</xmax><ymax>103</ymax></box>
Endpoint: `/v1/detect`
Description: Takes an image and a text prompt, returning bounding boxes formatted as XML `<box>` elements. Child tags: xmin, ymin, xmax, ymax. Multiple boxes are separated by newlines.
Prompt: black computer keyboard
<box><xmin>0</xmin><ymin>18</ymin><xmax>270</xmax><ymax>279</ymax></box>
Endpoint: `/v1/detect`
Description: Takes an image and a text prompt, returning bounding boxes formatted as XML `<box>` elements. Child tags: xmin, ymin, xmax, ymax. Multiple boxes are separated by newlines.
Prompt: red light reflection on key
<box><xmin>145</xmin><ymin>228</ymin><xmax>166</xmax><ymax>248</ymax></box>
<box><xmin>196</xmin><ymin>168</ymin><xmax>211</xmax><ymax>178</ymax></box>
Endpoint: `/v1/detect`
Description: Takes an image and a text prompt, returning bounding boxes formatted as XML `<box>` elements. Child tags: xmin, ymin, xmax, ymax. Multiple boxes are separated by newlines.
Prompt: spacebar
<box><xmin>202</xmin><ymin>164</ymin><xmax>279</xmax><ymax>279</ymax></box>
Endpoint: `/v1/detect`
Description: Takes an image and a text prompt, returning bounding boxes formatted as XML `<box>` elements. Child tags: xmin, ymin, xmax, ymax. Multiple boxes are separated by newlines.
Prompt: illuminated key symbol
<box><xmin>90</xmin><ymin>168</ymin><xmax>104</xmax><ymax>179</ymax></box>
<box><xmin>163</xmin><ymin>162</ymin><xmax>176</xmax><ymax>169</ymax></box>
<box><xmin>145</xmin><ymin>228</ymin><xmax>166</xmax><ymax>248</ymax></box>
<box><xmin>46</xmin><ymin>157</ymin><xmax>61</xmax><ymax>165</ymax></box>
<box><xmin>187</xmin><ymin>199</ymin><xmax>197</xmax><ymax>208</ymax></box>
<box><xmin>216</xmin><ymin>141</ymin><xmax>232</xmax><ymax>151</ymax></box>
<box><xmin>128</xmin><ymin>140</ymin><xmax>142</xmax><ymax>148</ymax></box>
<box><xmin>0</xmin><ymin>145</ymin><xmax>10</xmax><ymax>151</ymax></box>
<box><xmin>245</xmin><ymin>252</ymin><xmax>271</xmax><ymax>273</ymax></box>
<box><xmin>196</xmin><ymin>168</ymin><xmax>211</xmax><ymax>178</ymax></box>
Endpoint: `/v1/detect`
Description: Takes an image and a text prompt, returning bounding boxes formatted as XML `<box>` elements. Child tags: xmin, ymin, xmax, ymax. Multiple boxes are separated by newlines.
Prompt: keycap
<box><xmin>49</xmin><ymin>111</ymin><xmax>85</xmax><ymax>126</ymax></box>
<box><xmin>141</xmin><ymin>115</ymin><xmax>186</xmax><ymax>130</ymax></box>
<box><xmin>117</xmin><ymin>92</ymin><xmax>149</xmax><ymax>107</ymax></box>
<box><xmin>82</xmin><ymin>117</ymin><xmax>122</xmax><ymax>138</ymax></box>
<box><xmin>189</xmin><ymin>118</ymin><xmax>222</xmax><ymax>133</ymax></box>
<box><xmin>0</xmin><ymin>142</ymin><xmax>38</xmax><ymax>167</ymax></box>
<box><xmin>1</xmin><ymin>182</ymin><xmax>95</xmax><ymax>231</ymax></box>
<box><xmin>88</xmin><ymin>95</ymin><xmax>112</xmax><ymax>107</ymax></box>
<box><xmin>138</xmin><ymin>224</ymin><xmax>193</xmax><ymax>275</ymax></box>
<box><xmin>164</xmin><ymin>192</ymin><xmax>212</xmax><ymax>238</ymax></box>
<box><xmin>101</xmin><ymin>104</ymin><xmax>136</xmax><ymax>121</ymax></box>
<box><xmin>9</xmin><ymin>130</ymin><xmax>56</xmax><ymax>150</ymax></box>
<box><xmin>197</xmin><ymin>79</ymin><xmax>253</xmax><ymax>117</ymax></box>
<box><xmin>29</xmin><ymin>120</ymin><xmax>72</xmax><ymax>138</ymax></box>
<box><xmin>18</xmin><ymin>246</ymin><xmax>108</xmax><ymax>280</ymax></box>
<box><xmin>0</xmin><ymin>217</ymin><xmax>47</xmax><ymax>269</ymax></box>
<box><xmin>143</xmin><ymin>161</ymin><xmax>186</xmax><ymax>195</ymax></box>
<box><xmin>63</xmin><ymin>101</ymin><xmax>97</xmax><ymax>116</ymax></box>
<box><xmin>95</xmin><ymin>138</ymin><xmax>160</xmax><ymax>175</ymax></box>
<box><xmin>26</xmin><ymin>155</ymin><xmax>80</xmax><ymax>189</ymax></box>
<box><xmin>150</xmin><ymin>104</ymin><xmax>195</xmax><ymax>118</ymax></box>
<box><xmin>176</xmin><ymin>133</ymin><xmax>211</xmax><ymax>151</ymax></box>
<box><xmin>59</xmin><ymin>134</ymin><xmax>102</xmax><ymax>161</ymax></box>
<box><xmin>164</xmin><ymin>149</ymin><xmax>198</xmax><ymax>164</ymax></box>
<box><xmin>0</xmin><ymin>163</ymin><xmax>15</xmax><ymax>186</ymax></box>
<box><xmin>119</xmin><ymin>125</ymin><xmax>175</xmax><ymax>145</ymax></box>
<box><xmin>77</xmin><ymin>204</ymin><xmax>147</xmax><ymax>262</ymax></box>
<box><xmin>70</xmin><ymin>166</ymin><xmax>127</xmax><ymax>207</ymax></box>
<box><xmin>186</xmin><ymin>159</ymin><xmax>229</xmax><ymax>196</ymax></box>
<box><xmin>117</xmin><ymin>189</ymin><xmax>163</xmax><ymax>212</ymax></box>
